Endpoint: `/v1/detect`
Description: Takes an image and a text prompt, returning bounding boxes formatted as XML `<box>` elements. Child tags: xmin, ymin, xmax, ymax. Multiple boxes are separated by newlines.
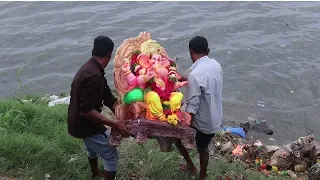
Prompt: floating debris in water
<box><xmin>257</xmin><ymin>101</ymin><xmax>265</xmax><ymax>107</ymax></box>
<box><xmin>227</xmin><ymin>51</ymin><xmax>232</xmax><ymax>54</ymax></box>
<box><xmin>159</xmin><ymin>37</ymin><xmax>168</xmax><ymax>41</ymax></box>
<box><xmin>290</xmin><ymin>90</ymin><xmax>294</xmax><ymax>93</ymax></box>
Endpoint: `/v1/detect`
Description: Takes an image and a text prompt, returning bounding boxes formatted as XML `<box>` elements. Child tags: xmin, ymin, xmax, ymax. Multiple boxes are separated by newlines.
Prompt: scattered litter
<box><xmin>221</xmin><ymin>141</ymin><xmax>234</xmax><ymax>153</ymax></box>
<box><xmin>294</xmin><ymin>164</ymin><xmax>307</xmax><ymax>172</ymax></box>
<box><xmin>213</xmin><ymin>130</ymin><xmax>319</xmax><ymax>178</ymax></box>
<box><xmin>215</xmin><ymin>141</ymin><xmax>221</xmax><ymax>147</ymax></box>
<box><xmin>240</xmin><ymin>120</ymin><xmax>274</xmax><ymax>136</ymax></box>
<box><xmin>223</xmin><ymin>127</ymin><xmax>246</xmax><ymax>138</ymax></box>
<box><xmin>44</xmin><ymin>173</ymin><xmax>50</xmax><ymax>180</ymax></box>
<box><xmin>232</xmin><ymin>145</ymin><xmax>244</xmax><ymax>156</ymax></box>
<box><xmin>67</xmin><ymin>154</ymin><xmax>78</xmax><ymax>163</ymax></box>
<box><xmin>48</xmin><ymin>96</ymin><xmax>70</xmax><ymax>107</ymax></box>
<box><xmin>49</xmin><ymin>95</ymin><xmax>59</xmax><ymax>101</ymax></box>
<box><xmin>309</xmin><ymin>163</ymin><xmax>320</xmax><ymax>179</ymax></box>
<box><xmin>287</xmin><ymin>170</ymin><xmax>297</xmax><ymax>178</ymax></box>
<box><xmin>253</xmin><ymin>140</ymin><xmax>263</xmax><ymax>147</ymax></box>
<box><xmin>265</xmin><ymin>145</ymin><xmax>280</xmax><ymax>153</ymax></box>
<box><xmin>240</xmin><ymin>121</ymin><xmax>251</xmax><ymax>133</ymax></box>
<box><xmin>251</xmin><ymin>120</ymin><xmax>274</xmax><ymax>135</ymax></box>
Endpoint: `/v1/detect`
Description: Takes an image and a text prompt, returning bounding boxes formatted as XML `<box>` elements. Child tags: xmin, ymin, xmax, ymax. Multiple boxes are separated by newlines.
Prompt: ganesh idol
<box><xmin>120</xmin><ymin>39</ymin><xmax>188</xmax><ymax>126</ymax></box>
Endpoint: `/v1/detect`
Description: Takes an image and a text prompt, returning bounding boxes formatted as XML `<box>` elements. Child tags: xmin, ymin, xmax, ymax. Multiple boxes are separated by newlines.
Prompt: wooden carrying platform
<box><xmin>109</xmin><ymin>119</ymin><xmax>196</xmax><ymax>152</ymax></box>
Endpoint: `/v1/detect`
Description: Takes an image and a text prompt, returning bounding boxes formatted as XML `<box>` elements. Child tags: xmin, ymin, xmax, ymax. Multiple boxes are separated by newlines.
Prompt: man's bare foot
<box><xmin>179</xmin><ymin>163</ymin><xmax>198</xmax><ymax>176</ymax></box>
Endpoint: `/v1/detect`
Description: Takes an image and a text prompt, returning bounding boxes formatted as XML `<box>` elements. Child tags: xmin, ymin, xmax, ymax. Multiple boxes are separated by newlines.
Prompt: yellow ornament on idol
<box><xmin>167</xmin><ymin>114</ymin><xmax>178</xmax><ymax>126</ymax></box>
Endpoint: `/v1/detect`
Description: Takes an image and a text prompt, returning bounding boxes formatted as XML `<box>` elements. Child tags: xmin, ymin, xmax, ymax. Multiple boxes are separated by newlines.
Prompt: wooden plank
<box><xmin>109</xmin><ymin>119</ymin><xmax>196</xmax><ymax>152</ymax></box>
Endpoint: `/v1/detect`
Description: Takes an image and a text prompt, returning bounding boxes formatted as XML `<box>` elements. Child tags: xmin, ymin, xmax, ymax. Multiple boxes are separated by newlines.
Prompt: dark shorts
<box><xmin>195</xmin><ymin>130</ymin><xmax>215</xmax><ymax>153</ymax></box>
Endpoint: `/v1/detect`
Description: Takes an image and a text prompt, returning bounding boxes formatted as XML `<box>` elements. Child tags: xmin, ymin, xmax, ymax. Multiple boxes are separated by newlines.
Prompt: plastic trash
<box><xmin>49</xmin><ymin>95</ymin><xmax>59</xmax><ymax>101</ymax></box>
<box><xmin>253</xmin><ymin>140</ymin><xmax>263</xmax><ymax>147</ymax></box>
<box><xmin>223</xmin><ymin>127</ymin><xmax>246</xmax><ymax>138</ymax></box>
<box><xmin>221</xmin><ymin>141</ymin><xmax>234</xmax><ymax>153</ymax></box>
<box><xmin>251</xmin><ymin>120</ymin><xmax>274</xmax><ymax>135</ymax></box>
<box><xmin>232</xmin><ymin>144</ymin><xmax>244</xmax><ymax>156</ymax></box>
<box><xmin>48</xmin><ymin>96</ymin><xmax>70</xmax><ymax>107</ymax></box>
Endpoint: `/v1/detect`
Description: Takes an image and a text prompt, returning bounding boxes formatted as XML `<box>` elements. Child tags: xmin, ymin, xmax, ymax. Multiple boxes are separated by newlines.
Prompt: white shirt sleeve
<box><xmin>185</xmin><ymin>73</ymin><xmax>201</xmax><ymax>114</ymax></box>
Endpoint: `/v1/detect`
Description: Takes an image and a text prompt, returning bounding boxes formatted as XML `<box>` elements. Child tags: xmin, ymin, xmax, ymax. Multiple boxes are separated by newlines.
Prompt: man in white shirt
<box><xmin>175</xmin><ymin>36</ymin><xmax>223</xmax><ymax>180</ymax></box>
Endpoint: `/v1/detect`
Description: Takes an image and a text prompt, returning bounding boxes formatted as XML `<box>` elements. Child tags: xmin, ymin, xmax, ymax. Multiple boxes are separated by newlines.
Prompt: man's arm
<box><xmin>185</xmin><ymin>74</ymin><xmax>201</xmax><ymax>115</ymax></box>
<box><xmin>79</xmin><ymin>75</ymin><xmax>129</xmax><ymax>136</ymax></box>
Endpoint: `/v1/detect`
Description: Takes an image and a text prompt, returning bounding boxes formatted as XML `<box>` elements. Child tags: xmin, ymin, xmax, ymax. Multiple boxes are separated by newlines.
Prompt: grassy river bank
<box><xmin>0</xmin><ymin>99</ymin><xmax>288</xmax><ymax>180</ymax></box>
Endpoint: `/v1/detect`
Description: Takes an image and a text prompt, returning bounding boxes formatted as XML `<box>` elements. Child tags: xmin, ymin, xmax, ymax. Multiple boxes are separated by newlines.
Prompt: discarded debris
<box><xmin>251</xmin><ymin>120</ymin><xmax>274</xmax><ymax>135</ymax></box>
<box><xmin>211</xmin><ymin>132</ymin><xmax>319</xmax><ymax>179</ymax></box>
<box><xmin>309</xmin><ymin>162</ymin><xmax>320</xmax><ymax>180</ymax></box>
<box><xmin>221</xmin><ymin>141</ymin><xmax>234</xmax><ymax>153</ymax></box>
<box><xmin>287</xmin><ymin>170</ymin><xmax>297</xmax><ymax>178</ymax></box>
<box><xmin>232</xmin><ymin>145</ymin><xmax>245</xmax><ymax>156</ymax></box>
<box><xmin>223</xmin><ymin>127</ymin><xmax>246</xmax><ymax>138</ymax></box>
<box><xmin>240</xmin><ymin>120</ymin><xmax>273</xmax><ymax>136</ymax></box>
<box><xmin>48</xmin><ymin>96</ymin><xmax>70</xmax><ymax>107</ymax></box>
<box><xmin>44</xmin><ymin>173</ymin><xmax>50</xmax><ymax>180</ymax></box>
<box><xmin>67</xmin><ymin>154</ymin><xmax>78</xmax><ymax>163</ymax></box>
<box><xmin>239</xmin><ymin>121</ymin><xmax>251</xmax><ymax>133</ymax></box>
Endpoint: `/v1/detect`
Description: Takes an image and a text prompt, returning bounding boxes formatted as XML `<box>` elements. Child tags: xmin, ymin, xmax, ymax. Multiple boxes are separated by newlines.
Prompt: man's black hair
<box><xmin>92</xmin><ymin>36</ymin><xmax>114</xmax><ymax>57</ymax></box>
<box><xmin>189</xmin><ymin>36</ymin><xmax>208</xmax><ymax>54</ymax></box>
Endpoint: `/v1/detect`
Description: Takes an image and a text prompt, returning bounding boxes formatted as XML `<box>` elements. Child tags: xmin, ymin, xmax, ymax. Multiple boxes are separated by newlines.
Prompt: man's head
<box><xmin>189</xmin><ymin>36</ymin><xmax>210</xmax><ymax>62</ymax></box>
<box><xmin>92</xmin><ymin>36</ymin><xmax>114</xmax><ymax>67</ymax></box>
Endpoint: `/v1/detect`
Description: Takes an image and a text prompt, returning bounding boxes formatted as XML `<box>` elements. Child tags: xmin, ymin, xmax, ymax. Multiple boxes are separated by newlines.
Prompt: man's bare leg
<box><xmin>88</xmin><ymin>157</ymin><xmax>102</xmax><ymax>179</ymax></box>
<box><xmin>199</xmin><ymin>152</ymin><xmax>209</xmax><ymax>180</ymax></box>
<box><xmin>103</xmin><ymin>171</ymin><xmax>116</xmax><ymax>180</ymax></box>
<box><xmin>195</xmin><ymin>130</ymin><xmax>215</xmax><ymax>180</ymax></box>
<box><xmin>175</xmin><ymin>140</ymin><xmax>198</xmax><ymax>175</ymax></box>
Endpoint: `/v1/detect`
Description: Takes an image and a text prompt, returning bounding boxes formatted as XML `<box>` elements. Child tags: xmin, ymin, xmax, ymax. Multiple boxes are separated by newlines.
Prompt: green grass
<box><xmin>0</xmin><ymin>100</ymin><xmax>288</xmax><ymax>180</ymax></box>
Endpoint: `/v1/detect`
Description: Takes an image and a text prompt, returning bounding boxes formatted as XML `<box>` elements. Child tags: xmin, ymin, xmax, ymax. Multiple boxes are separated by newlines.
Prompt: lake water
<box><xmin>0</xmin><ymin>1</ymin><xmax>320</xmax><ymax>144</ymax></box>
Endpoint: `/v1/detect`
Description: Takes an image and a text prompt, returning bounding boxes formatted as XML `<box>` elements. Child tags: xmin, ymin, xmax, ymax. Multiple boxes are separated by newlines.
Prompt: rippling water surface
<box><xmin>1</xmin><ymin>2</ymin><xmax>320</xmax><ymax>143</ymax></box>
